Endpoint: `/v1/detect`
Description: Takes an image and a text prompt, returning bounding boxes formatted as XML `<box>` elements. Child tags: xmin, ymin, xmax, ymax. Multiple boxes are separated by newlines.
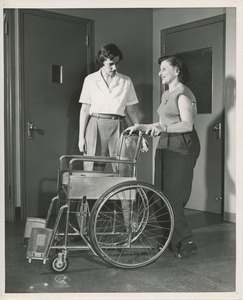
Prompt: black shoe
<box><xmin>174</xmin><ymin>241</ymin><xmax>198</xmax><ymax>259</ymax></box>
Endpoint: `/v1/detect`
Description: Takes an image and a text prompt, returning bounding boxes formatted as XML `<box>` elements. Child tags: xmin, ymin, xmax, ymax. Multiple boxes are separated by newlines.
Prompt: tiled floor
<box><xmin>4</xmin><ymin>209</ymin><xmax>237</xmax><ymax>297</ymax></box>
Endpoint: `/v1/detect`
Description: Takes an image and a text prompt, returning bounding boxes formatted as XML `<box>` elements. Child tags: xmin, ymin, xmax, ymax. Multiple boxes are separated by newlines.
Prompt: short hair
<box><xmin>158</xmin><ymin>55</ymin><xmax>191</xmax><ymax>84</ymax></box>
<box><xmin>96</xmin><ymin>43</ymin><xmax>123</xmax><ymax>67</ymax></box>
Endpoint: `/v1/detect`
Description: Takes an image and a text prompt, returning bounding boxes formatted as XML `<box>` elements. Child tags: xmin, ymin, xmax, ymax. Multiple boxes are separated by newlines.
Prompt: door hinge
<box><xmin>163</xmin><ymin>43</ymin><xmax>166</xmax><ymax>55</ymax></box>
<box><xmin>4</xmin><ymin>21</ymin><xmax>9</xmax><ymax>35</ymax></box>
<box><xmin>86</xmin><ymin>35</ymin><xmax>89</xmax><ymax>47</ymax></box>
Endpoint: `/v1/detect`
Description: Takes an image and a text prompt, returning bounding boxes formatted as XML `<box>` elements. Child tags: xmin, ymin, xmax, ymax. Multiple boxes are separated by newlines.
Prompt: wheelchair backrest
<box><xmin>116</xmin><ymin>131</ymin><xmax>145</xmax><ymax>177</ymax></box>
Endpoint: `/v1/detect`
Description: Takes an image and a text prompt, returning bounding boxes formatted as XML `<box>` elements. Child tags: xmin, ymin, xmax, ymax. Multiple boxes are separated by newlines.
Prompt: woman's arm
<box><xmin>127</xmin><ymin>95</ymin><xmax>194</xmax><ymax>136</ymax></box>
<box><xmin>164</xmin><ymin>95</ymin><xmax>194</xmax><ymax>133</ymax></box>
<box><xmin>78</xmin><ymin>103</ymin><xmax>91</xmax><ymax>153</ymax></box>
<box><xmin>125</xmin><ymin>105</ymin><xmax>139</xmax><ymax>125</ymax></box>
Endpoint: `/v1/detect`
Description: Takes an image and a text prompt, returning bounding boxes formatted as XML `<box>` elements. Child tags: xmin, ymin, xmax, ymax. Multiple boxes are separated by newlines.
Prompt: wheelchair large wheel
<box><xmin>89</xmin><ymin>181</ymin><xmax>174</xmax><ymax>269</ymax></box>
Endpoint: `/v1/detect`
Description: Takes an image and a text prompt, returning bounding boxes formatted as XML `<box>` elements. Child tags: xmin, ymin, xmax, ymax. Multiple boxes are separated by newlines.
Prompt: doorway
<box><xmin>6</xmin><ymin>9</ymin><xmax>93</xmax><ymax>218</ymax></box>
<box><xmin>161</xmin><ymin>15</ymin><xmax>225</xmax><ymax>215</ymax></box>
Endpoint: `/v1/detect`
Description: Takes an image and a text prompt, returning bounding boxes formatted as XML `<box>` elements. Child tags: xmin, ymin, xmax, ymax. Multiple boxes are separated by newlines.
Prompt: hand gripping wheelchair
<box><xmin>25</xmin><ymin>131</ymin><xmax>174</xmax><ymax>273</ymax></box>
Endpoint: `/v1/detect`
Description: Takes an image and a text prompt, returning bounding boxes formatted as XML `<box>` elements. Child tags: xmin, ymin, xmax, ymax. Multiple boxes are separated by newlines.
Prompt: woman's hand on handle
<box><xmin>146</xmin><ymin>124</ymin><xmax>163</xmax><ymax>137</ymax></box>
<box><xmin>126</xmin><ymin>124</ymin><xmax>143</xmax><ymax>135</ymax></box>
<box><xmin>126</xmin><ymin>123</ymin><xmax>163</xmax><ymax>136</ymax></box>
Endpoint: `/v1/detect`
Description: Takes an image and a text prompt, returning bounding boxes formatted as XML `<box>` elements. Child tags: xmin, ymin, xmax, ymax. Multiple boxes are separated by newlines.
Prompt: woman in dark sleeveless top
<box><xmin>127</xmin><ymin>55</ymin><xmax>200</xmax><ymax>259</ymax></box>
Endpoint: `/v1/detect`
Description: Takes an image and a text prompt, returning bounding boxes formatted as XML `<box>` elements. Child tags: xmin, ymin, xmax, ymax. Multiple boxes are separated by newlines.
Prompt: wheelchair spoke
<box><xmin>89</xmin><ymin>181</ymin><xmax>174</xmax><ymax>268</ymax></box>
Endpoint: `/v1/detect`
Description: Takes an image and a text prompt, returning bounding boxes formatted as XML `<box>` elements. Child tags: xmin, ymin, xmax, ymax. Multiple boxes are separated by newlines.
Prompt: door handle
<box><xmin>212</xmin><ymin>122</ymin><xmax>221</xmax><ymax>140</ymax></box>
<box><xmin>27</xmin><ymin>121</ymin><xmax>37</xmax><ymax>139</ymax></box>
<box><xmin>215</xmin><ymin>197</ymin><xmax>222</xmax><ymax>201</ymax></box>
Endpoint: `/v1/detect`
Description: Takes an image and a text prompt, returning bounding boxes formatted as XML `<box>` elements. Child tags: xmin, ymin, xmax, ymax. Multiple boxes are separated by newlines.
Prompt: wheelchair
<box><xmin>25</xmin><ymin>131</ymin><xmax>174</xmax><ymax>273</ymax></box>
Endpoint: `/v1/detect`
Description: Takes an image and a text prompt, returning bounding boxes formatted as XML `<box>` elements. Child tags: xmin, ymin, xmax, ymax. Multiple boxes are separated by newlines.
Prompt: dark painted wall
<box><xmin>48</xmin><ymin>8</ymin><xmax>153</xmax><ymax>183</ymax></box>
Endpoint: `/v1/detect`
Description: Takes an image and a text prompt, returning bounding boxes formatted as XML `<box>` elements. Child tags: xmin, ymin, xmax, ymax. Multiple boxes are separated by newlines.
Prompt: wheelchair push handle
<box><xmin>122</xmin><ymin>129</ymin><xmax>142</xmax><ymax>137</ymax></box>
<box><xmin>122</xmin><ymin>129</ymin><xmax>162</xmax><ymax>138</ymax></box>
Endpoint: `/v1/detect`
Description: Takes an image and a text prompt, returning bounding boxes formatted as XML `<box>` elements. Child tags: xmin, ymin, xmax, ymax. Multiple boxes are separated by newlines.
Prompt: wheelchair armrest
<box><xmin>68</xmin><ymin>156</ymin><xmax>135</xmax><ymax>175</ymax></box>
<box><xmin>59</xmin><ymin>155</ymin><xmax>84</xmax><ymax>170</ymax></box>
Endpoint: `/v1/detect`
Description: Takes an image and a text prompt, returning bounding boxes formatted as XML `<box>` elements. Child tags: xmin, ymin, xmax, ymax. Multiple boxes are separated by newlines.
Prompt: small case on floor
<box><xmin>26</xmin><ymin>227</ymin><xmax>53</xmax><ymax>262</ymax></box>
<box><xmin>23</xmin><ymin>217</ymin><xmax>46</xmax><ymax>246</ymax></box>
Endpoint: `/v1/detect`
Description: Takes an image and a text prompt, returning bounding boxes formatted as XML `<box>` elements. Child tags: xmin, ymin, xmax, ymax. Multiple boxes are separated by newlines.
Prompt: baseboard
<box><xmin>224</xmin><ymin>211</ymin><xmax>236</xmax><ymax>223</ymax></box>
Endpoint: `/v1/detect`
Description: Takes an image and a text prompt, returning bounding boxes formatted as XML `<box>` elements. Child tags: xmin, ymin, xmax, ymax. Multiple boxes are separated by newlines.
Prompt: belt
<box><xmin>91</xmin><ymin>113</ymin><xmax>125</xmax><ymax>120</ymax></box>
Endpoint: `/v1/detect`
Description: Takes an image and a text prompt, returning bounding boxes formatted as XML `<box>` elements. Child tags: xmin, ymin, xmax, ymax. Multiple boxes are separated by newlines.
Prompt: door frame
<box><xmin>160</xmin><ymin>14</ymin><xmax>225</xmax><ymax>217</ymax></box>
<box><xmin>5</xmin><ymin>9</ymin><xmax>93</xmax><ymax>221</ymax></box>
<box><xmin>4</xmin><ymin>9</ymin><xmax>16</xmax><ymax>222</ymax></box>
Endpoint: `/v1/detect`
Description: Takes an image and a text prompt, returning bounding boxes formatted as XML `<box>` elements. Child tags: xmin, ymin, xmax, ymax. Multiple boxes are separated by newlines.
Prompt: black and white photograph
<box><xmin>1</xmin><ymin>0</ymin><xmax>243</xmax><ymax>299</ymax></box>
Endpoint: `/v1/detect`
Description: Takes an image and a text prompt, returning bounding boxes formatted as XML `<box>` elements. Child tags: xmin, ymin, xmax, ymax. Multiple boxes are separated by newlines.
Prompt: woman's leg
<box><xmin>84</xmin><ymin>117</ymin><xmax>98</xmax><ymax>171</ymax></box>
<box><xmin>155</xmin><ymin>149</ymin><xmax>194</xmax><ymax>250</ymax></box>
<box><xmin>96</xmin><ymin>119</ymin><xmax>122</xmax><ymax>171</ymax></box>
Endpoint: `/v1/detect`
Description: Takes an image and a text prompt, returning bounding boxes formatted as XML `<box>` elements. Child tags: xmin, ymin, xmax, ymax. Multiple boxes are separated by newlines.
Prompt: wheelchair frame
<box><xmin>25</xmin><ymin>131</ymin><xmax>174</xmax><ymax>273</ymax></box>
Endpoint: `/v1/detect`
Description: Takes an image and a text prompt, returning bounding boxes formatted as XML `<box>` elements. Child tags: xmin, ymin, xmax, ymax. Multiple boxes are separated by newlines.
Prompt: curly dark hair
<box><xmin>158</xmin><ymin>55</ymin><xmax>191</xmax><ymax>84</ymax></box>
<box><xmin>96</xmin><ymin>43</ymin><xmax>123</xmax><ymax>67</ymax></box>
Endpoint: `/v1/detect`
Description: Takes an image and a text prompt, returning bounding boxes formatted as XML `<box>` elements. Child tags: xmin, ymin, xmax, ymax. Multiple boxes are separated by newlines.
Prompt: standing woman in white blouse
<box><xmin>78</xmin><ymin>43</ymin><xmax>139</xmax><ymax>170</ymax></box>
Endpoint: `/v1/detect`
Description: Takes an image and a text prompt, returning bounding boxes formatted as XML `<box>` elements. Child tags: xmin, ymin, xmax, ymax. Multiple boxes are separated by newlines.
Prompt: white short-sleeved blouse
<box><xmin>79</xmin><ymin>70</ymin><xmax>138</xmax><ymax>116</ymax></box>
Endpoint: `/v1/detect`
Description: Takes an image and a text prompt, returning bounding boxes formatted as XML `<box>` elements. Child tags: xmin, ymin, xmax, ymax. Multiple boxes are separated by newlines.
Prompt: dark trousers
<box><xmin>155</xmin><ymin>147</ymin><xmax>199</xmax><ymax>250</ymax></box>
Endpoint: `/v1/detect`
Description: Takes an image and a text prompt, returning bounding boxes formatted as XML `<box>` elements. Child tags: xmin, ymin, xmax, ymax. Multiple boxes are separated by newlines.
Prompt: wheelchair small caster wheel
<box><xmin>49</xmin><ymin>253</ymin><xmax>69</xmax><ymax>273</ymax></box>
